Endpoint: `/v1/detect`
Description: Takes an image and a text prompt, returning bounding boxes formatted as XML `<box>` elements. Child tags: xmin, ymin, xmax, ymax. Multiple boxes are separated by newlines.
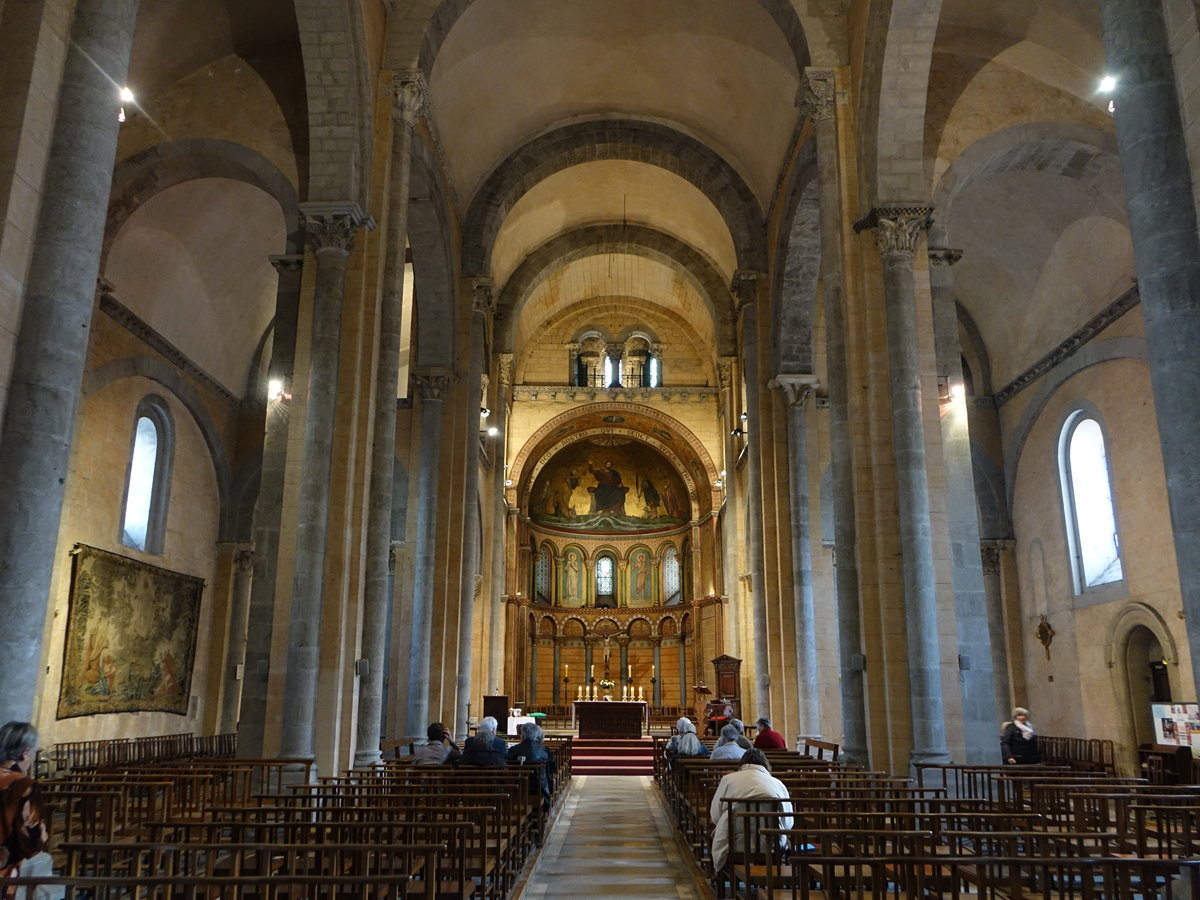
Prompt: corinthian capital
<box><xmin>928</xmin><ymin>247</ymin><xmax>963</xmax><ymax>267</ymax></box>
<box><xmin>867</xmin><ymin>206</ymin><xmax>932</xmax><ymax>260</ymax></box>
<box><xmin>797</xmin><ymin>68</ymin><xmax>836</xmax><ymax>124</ymax></box>
<box><xmin>394</xmin><ymin>71</ymin><xmax>430</xmax><ymax>126</ymax></box>
<box><xmin>498</xmin><ymin>353</ymin><xmax>515</xmax><ymax>389</ymax></box>
<box><xmin>300</xmin><ymin>202</ymin><xmax>371</xmax><ymax>255</ymax></box>
<box><xmin>717</xmin><ymin>357</ymin><xmax>736</xmax><ymax>390</ymax></box>
<box><xmin>769</xmin><ymin>373</ymin><xmax>821</xmax><ymax>408</ymax></box>
<box><xmin>412</xmin><ymin>368</ymin><xmax>452</xmax><ymax>401</ymax></box>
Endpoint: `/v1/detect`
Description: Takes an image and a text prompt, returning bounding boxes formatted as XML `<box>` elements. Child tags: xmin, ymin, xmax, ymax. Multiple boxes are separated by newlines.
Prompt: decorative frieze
<box><xmin>512</xmin><ymin>385</ymin><xmax>716</xmax><ymax>403</ymax></box>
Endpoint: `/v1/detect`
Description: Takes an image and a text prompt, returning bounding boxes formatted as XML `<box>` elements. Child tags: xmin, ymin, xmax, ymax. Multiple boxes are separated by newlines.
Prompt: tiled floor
<box><xmin>517</xmin><ymin>775</ymin><xmax>713</xmax><ymax>900</ymax></box>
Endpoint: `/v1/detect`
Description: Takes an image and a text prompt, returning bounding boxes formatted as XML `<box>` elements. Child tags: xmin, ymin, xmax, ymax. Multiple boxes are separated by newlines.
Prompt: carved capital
<box><xmin>872</xmin><ymin>208</ymin><xmax>931</xmax><ymax>259</ymax></box>
<box><xmin>797</xmin><ymin>68</ymin><xmax>836</xmax><ymax>124</ymax></box>
<box><xmin>268</xmin><ymin>253</ymin><xmax>304</xmax><ymax>275</ymax></box>
<box><xmin>980</xmin><ymin>538</ymin><xmax>1015</xmax><ymax>575</ymax></box>
<box><xmin>605</xmin><ymin>342</ymin><xmax>625</xmax><ymax>360</ymax></box>
<box><xmin>928</xmin><ymin>247</ymin><xmax>963</xmax><ymax>267</ymax></box>
<box><xmin>412</xmin><ymin>369</ymin><xmax>452</xmax><ymax>401</ymax></box>
<box><xmin>234</xmin><ymin>547</ymin><xmax>254</xmax><ymax>575</ymax></box>
<box><xmin>717</xmin><ymin>357</ymin><xmax>736</xmax><ymax>390</ymax></box>
<box><xmin>497</xmin><ymin>353</ymin><xmax>515</xmax><ymax>389</ymax></box>
<box><xmin>300</xmin><ymin>202</ymin><xmax>371</xmax><ymax>255</ymax></box>
<box><xmin>393</xmin><ymin>71</ymin><xmax>429</xmax><ymax>126</ymax></box>
<box><xmin>471</xmin><ymin>278</ymin><xmax>495</xmax><ymax>316</ymax></box>
<box><xmin>731</xmin><ymin>270</ymin><xmax>763</xmax><ymax>312</ymax></box>
<box><xmin>769</xmin><ymin>373</ymin><xmax>821</xmax><ymax>408</ymax></box>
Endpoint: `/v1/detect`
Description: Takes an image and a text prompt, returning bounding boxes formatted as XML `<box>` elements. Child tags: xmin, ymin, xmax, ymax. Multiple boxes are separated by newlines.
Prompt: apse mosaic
<box><xmin>530</xmin><ymin>437</ymin><xmax>689</xmax><ymax>533</ymax></box>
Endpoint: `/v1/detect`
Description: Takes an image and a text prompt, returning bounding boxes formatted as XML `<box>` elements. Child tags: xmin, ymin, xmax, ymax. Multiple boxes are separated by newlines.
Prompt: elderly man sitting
<box><xmin>709</xmin><ymin>748</ymin><xmax>793</xmax><ymax>873</ymax></box>
<box><xmin>710</xmin><ymin>724</ymin><xmax>747</xmax><ymax>760</ymax></box>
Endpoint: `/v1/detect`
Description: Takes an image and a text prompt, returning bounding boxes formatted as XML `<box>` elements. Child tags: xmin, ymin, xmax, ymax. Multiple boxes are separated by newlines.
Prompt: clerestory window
<box><xmin>120</xmin><ymin>396</ymin><xmax>174</xmax><ymax>554</ymax></box>
<box><xmin>1059</xmin><ymin>409</ymin><xmax>1123</xmax><ymax>594</ymax></box>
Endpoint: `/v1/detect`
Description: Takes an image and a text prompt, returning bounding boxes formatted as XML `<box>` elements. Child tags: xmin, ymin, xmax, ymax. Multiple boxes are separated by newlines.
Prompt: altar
<box><xmin>572</xmin><ymin>701</ymin><xmax>648</xmax><ymax>738</ymax></box>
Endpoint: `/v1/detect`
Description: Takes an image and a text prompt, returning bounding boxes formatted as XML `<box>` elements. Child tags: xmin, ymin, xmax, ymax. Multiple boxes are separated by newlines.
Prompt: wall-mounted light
<box><xmin>118</xmin><ymin>86</ymin><xmax>135</xmax><ymax>123</ymax></box>
<box><xmin>486</xmin><ymin>426</ymin><xmax>499</xmax><ymax>437</ymax></box>
<box><xmin>730</xmin><ymin>428</ymin><xmax>747</xmax><ymax>437</ymax></box>
<box><xmin>480</xmin><ymin>407</ymin><xmax>491</xmax><ymax>418</ymax></box>
<box><xmin>267</xmin><ymin>378</ymin><xmax>289</xmax><ymax>402</ymax></box>
<box><xmin>504</xmin><ymin>478</ymin><xmax>513</xmax><ymax>487</ymax></box>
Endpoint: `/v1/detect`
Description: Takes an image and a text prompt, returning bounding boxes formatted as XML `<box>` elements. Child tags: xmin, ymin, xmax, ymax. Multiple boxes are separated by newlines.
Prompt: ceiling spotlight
<box><xmin>487</xmin><ymin>426</ymin><xmax>499</xmax><ymax>437</ymax></box>
<box><xmin>730</xmin><ymin>428</ymin><xmax>747</xmax><ymax>437</ymax></box>
<box><xmin>740</xmin><ymin>411</ymin><xmax>749</xmax><ymax>422</ymax></box>
<box><xmin>1098</xmin><ymin>75</ymin><xmax>1116</xmax><ymax>94</ymax></box>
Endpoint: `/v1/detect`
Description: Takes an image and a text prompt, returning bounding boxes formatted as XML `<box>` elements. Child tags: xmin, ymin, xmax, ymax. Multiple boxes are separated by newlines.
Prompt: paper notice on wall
<box><xmin>1151</xmin><ymin>702</ymin><xmax>1200</xmax><ymax>758</ymax></box>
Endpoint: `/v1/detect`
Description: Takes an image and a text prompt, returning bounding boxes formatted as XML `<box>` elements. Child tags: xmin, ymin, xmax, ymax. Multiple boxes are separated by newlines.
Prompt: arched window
<box><xmin>1059</xmin><ymin>409</ymin><xmax>1123</xmax><ymax>593</ymax></box>
<box><xmin>595</xmin><ymin>554</ymin><xmax>615</xmax><ymax>607</ymax></box>
<box><xmin>120</xmin><ymin>396</ymin><xmax>174</xmax><ymax>554</ymax></box>
<box><xmin>662</xmin><ymin>546</ymin><xmax>681</xmax><ymax>604</ymax></box>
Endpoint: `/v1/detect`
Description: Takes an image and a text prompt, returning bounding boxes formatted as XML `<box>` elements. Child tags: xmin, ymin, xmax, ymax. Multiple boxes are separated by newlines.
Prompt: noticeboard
<box><xmin>1151</xmin><ymin>702</ymin><xmax>1200</xmax><ymax>758</ymax></box>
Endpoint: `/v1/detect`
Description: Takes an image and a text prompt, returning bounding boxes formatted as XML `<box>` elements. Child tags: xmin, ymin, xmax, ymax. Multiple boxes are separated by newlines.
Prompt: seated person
<box><xmin>459</xmin><ymin>722</ymin><xmax>508</xmax><ymax>766</ymax></box>
<box><xmin>752</xmin><ymin>716</ymin><xmax>787</xmax><ymax>750</ymax></box>
<box><xmin>664</xmin><ymin>717</ymin><xmax>709</xmax><ymax>766</ymax></box>
<box><xmin>706</xmin><ymin>700</ymin><xmax>733</xmax><ymax>737</ymax></box>
<box><xmin>727</xmin><ymin>717</ymin><xmax>753</xmax><ymax>749</ymax></box>
<box><xmin>710</xmin><ymin>724</ymin><xmax>748</xmax><ymax>761</ymax></box>
<box><xmin>412</xmin><ymin>721</ymin><xmax>462</xmax><ymax>765</ymax></box>
<box><xmin>465</xmin><ymin>716</ymin><xmax>509</xmax><ymax>753</ymax></box>
<box><xmin>507</xmin><ymin>721</ymin><xmax>556</xmax><ymax>809</ymax></box>
<box><xmin>709</xmin><ymin>749</ymin><xmax>793</xmax><ymax>873</ymax></box>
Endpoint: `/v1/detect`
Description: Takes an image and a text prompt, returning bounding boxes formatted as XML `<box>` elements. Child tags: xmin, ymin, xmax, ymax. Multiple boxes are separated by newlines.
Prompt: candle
<box><xmin>652</xmin><ymin>663</ymin><xmax>655</xmax><ymax>676</ymax></box>
<box><xmin>590</xmin><ymin>664</ymin><xmax>594</xmax><ymax>678</ymax></box>
<box><xmin>565</xmin><ymin>664</ymin><xmax>569</xmax><ymax>677</ymax></box>
<box><xmin>627</xmin><ymin>664</ymin><xmax>631</xmax><ymax>678</ymax></box>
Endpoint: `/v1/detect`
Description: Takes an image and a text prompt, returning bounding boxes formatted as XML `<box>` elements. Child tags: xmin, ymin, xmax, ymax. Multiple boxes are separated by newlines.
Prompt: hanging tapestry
<box><xmin>57</xmin><ymin>544</ymin><xmax>203</xmax><ymax>718</ymax></box>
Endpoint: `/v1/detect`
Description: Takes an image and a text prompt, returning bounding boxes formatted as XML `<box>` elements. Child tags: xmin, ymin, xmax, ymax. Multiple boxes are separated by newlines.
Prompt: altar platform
<box><xmin>571</xmin><ymin>700</ymin><xmax>648</xmax><ymax>738</ymax></box>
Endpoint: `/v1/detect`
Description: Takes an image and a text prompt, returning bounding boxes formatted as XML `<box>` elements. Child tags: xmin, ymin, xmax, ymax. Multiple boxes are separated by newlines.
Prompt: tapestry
<box><xmin>57</xmin><ymin>544</ymin><xmax>203</xmax><ymax>718</ymax></box>
<box><xmin>529</xmin><ymin>437</ymin><xmax>689</xmax><ymax>534</ymax></box>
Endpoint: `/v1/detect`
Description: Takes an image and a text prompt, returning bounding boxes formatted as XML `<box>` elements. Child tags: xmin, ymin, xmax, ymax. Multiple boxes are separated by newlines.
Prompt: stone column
<box><xmin>355</xmin><ymin>75</ymin><xmax>424</xmax><ymax>767</ymax></box>
<box><xmin>865</xmin><ymin>206</ymin><xmax>951</xmax><ymax>767</ymax></box>
<box><xmin>453</xmin><ymin>281</ymin><xmax>492</xmax><ymax>738</ymax></box>
<box><xmin>0</xmin><ymin>0</ymin><xmax>139</xmax><ymax>722</ymax></box>
<box><xmin>404</xmin><ymin>369</ymin><xmax>451</xmax><ymax>734</ymax></box>
<box><xmin>567</xmin><ymin>343</ymin><xmax>581</xmax><ymax>386</ymax></box>
<box><xmin>239</xmin><ymin>252</ymin><xmax>303</xmax><ymax>757</ymax></box>
<box><xmin>619</xmin><ymin>641</ymin><xmax>629</xmax><ymax>694</ymax></box>
<box><xmin>652</xmin><ymin>640</ymin><xmax>663</xmax><ymax>708</ymax></box>
<box><xmin>279</xmin><ymin>203</ymin><xmax>369</xmax><ymax>766</ymax></box>
<box><xmin>605</xmin><ymin>342</ymin><xmax>624</xmax><ymax>388</ymax></box>
<box><xmin>488</xmin><ymin>482</ymin><xmax>515</xmax><ymax>693</ymax></box>
<box><xmin>553</xmin><ymin>643</ymin><xmax>562</xmax><ymax>705</ymax></box>
<box><xmin>528</xmin><ymin>640</ymin><xmax>538</xmax><ymax>707</ymax></box>
<box><xmin>584</xmin><ymin>641</ymin><xmax>594</xmax><ymax>695</ymax></box>
<box><xmin>733</xmin><ymin>271</ymin><xmax>771</xmax><ymax>715</ymax></box>
<box><xmin>929</xmin><ymin>242</ymin><xmax>999</xmax><ymax>762</ymax></box>
<box><xmin>770</xmin><ymin>374</ymin><xmax>822</xmax><ymax>737</ymax></box>
<box><xmin>799</xmin><ymin>67</ymin><xmax>868</xmax><ymax>766</ymax></box>
<box><xmin>219</xmin><ymin>547</ymin><xmax>254</xmax><ymax>735</ymax></box>
<box><xmin>717</xmin><ymin>357</ymin><xmax>741</xmax><ymax>658</ymax></box>
<box><xmin>981</xmin><ymin>540</ymin><xmax>1014</xmax><ymax>711</ymax></box>
<box><xmin>1100</xmin><ymin>0</ymin><xmax>1200</xmax><ymax>696</ymax></box>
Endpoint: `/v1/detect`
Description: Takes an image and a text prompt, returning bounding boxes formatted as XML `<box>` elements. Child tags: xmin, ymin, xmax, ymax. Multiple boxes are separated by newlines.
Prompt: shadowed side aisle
<box><xmin>516</xmin><ymin>774</ymin><xmax>712</xmax><ymax>900</ymax></box>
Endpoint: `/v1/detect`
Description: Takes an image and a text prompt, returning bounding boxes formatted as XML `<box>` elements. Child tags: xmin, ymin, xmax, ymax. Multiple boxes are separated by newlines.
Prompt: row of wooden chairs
<box><xmin>48</xmin><ymin>732</ymin><xmax>237</xmax><ymax>774</ymax></box>
<box><xmin>661</xmin><ymin>754</ymin><xmax>1199</xmax><ymax>899</ymax></box>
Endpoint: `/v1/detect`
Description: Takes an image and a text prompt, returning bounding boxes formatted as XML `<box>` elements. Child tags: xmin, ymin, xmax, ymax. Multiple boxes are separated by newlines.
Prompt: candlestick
<box><xmin>565</xmin><ymin>664</ymin><xmax>569</xmax><ymax>677</ymax></box>
<box><xmin>638</xmin><ymin>686</ymin><xmax>644</xmax><ymax>701</ymax></box>
<box><xmin>590</xmin><ymin>664</ymin><xmax>594</xmax><ymax>678</ymax></box>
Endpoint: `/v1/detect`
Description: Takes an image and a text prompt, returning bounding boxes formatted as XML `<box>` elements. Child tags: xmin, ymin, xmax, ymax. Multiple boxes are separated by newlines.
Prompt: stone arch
<box><xmin>1104</xmin><ymin>602</ymin><xmax>1181</xmax><ymax>769</ymax></box>
<box><xmin>858</xmin><ymin>0</ymin><xmax>944</xmax><ymax>205</ymax></box>
<box><xmin>409</xmin><ymin>137</ymin><xmax>458</xmax><ymax>368</ymax></box>
<box><xmin>1005</xmin><ymin>337</ymin><xmax>1148</xmax><ymax>511</ymax></box>
<box><xmin>82</xmin><ymin>356</ymin><xmax>233</xmax><ymax>538</ymax></box>
<box><xmin>561</xmin><ymin>617</ymin><xmax>586</xmax><ymax>638</ymax></box>
<box><xmin>628</xmin><ymin>617</ymin><xmax>653</xmax><ymax>638</ymax></box>
<box><xmin>772</xmin><ymin>145</ymin><xmax>821</xmax><ymax>373</ymax></box>
<box><xmin>387</xmin><ymin>0</ymin><xmax>811</xmax><ymax>84</ymax></box>
<box><xmin>592</xmin><ymin>617</ymin><xmax>621</xmax><ymax>637</ymax></box>
<box><xmin>659</xmin><ymin>616</ymin><xmax>679</xmax><ymax>638</ymax></box>
<box><xmin>539</xmin><ymin>615</ymin><xmax>557</xmax><ymax>636</ymax></box>
<box><xmin>462</xmin><ymin>121</ymin><xmax>766</xmax><ymax>277</ymax></box>
<box><xmin>497</xmin><ymin>224</ymin><xmax>736</xmax><ymax>356</ymax></box>
<box><xmin>105</xmin><ymin>138</ymin><xmax>303</xmax><ymax>265</ymax></box>
<box><xmin>293</xmin><ymin>0</ymin><xmax>373</xmax><ymax>206</ymax></box>
<box><xmin>932</xmin><ymin>122</ymin><xmax>1121</xmax><ymax>224</ymax></box>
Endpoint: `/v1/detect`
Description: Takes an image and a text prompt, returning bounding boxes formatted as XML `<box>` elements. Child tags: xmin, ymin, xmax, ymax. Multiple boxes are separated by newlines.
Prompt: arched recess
<box><xmin>932</xmin><ymin>122</ymin><xmax>1122</xmax><ymax>225</ymax></box>
<box><xmin>292</xmin><ymin>0</ymin><xmax>373</xmax><ymax>206</ymax></box>
<box><xmin>390</xmin><ymin>0</ymin><xmax>811</xmax><ymax>78</ymax></box>
<box><xmin>1104</xmin><ymin>602</ymin><xmax>1181</xmax><ymax>768</ymax></box>
<box><xmin>105</xmin><ymin>139</ymin><xmax>303</xmax><ymax>265</ymax></box>
<box><xmin>462</xmin><ymin>121</ymin><xmax>766</xmax><ymax>277</ymax></box>
<box><xmin>857</xmin><ymin>0</ymin><xmax>945</xmax><ymax>204</ymax></box>
<box><xmin>496</xmin><ymin>224</ymin><xmax>736</xmax><ymax>355</ymax></box>
<box><xmin>408</xmin><ymin>137</ymin><xmax>458</xmax><ymax>368</ymax></box>
<box><xmin>772</xmin><ymin>146</ymin><xmax>821</xmax><ymax>374</ymax></box>
<box><xmin>508</xmin><ymin>403</ymin><xmax>722</xmax><ymax>517</ymax></box>
<box><xmin>81</xmin><ymin>357</ymin><xmax>233</xmax><ymax>538</ymax></box>
<box><xmin>1004</xmin><ymin>337</ymin><xmax>1148</xmax><ymax>511</ymax></box>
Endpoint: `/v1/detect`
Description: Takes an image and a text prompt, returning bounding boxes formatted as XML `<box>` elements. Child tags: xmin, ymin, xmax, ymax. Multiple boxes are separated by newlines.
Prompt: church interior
<box><xmin>4</xmin><ymin>0</ymin><xmax>1200</xmax><ymax>825</ymax></box>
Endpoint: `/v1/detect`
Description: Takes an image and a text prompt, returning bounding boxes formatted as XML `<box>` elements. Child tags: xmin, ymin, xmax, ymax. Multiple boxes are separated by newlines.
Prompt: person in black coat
<box><xmin>1000</xmin><ymin>707</ymin><xmax>1040</xmax><ymax>764</ymax></box>
<box><xmin>459</xmin><ymin>723</ymin><xmax>508</xmax><ymax>766</ymax></box>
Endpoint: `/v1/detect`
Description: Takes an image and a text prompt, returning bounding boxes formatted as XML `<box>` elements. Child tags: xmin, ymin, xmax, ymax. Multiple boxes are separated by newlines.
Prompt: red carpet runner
<box><xmin>570</xmin><ymin>737</ymin><xmax>655</xmax><ymax>776</ymax></box>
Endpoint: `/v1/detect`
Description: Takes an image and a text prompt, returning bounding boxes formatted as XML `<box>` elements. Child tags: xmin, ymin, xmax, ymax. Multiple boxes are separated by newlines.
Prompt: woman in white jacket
<box><xmin>709</xmin><ymin>749</ymin><xmax>793</xmax><ymax>872</ymax></box>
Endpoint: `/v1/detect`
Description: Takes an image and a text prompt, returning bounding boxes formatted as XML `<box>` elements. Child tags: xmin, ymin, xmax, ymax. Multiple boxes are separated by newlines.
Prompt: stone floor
<box><xmin>516</xmin><ymin>775</ymin><xmax>713</xmax><ymax>900</ymax></box>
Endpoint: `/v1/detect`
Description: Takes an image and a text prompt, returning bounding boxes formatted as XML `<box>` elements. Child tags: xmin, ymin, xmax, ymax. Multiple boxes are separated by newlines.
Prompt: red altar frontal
<box><xmin>572</xmin><ymin>701</ymin><xmax>648</xmax><ymax>738</ymax></box>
